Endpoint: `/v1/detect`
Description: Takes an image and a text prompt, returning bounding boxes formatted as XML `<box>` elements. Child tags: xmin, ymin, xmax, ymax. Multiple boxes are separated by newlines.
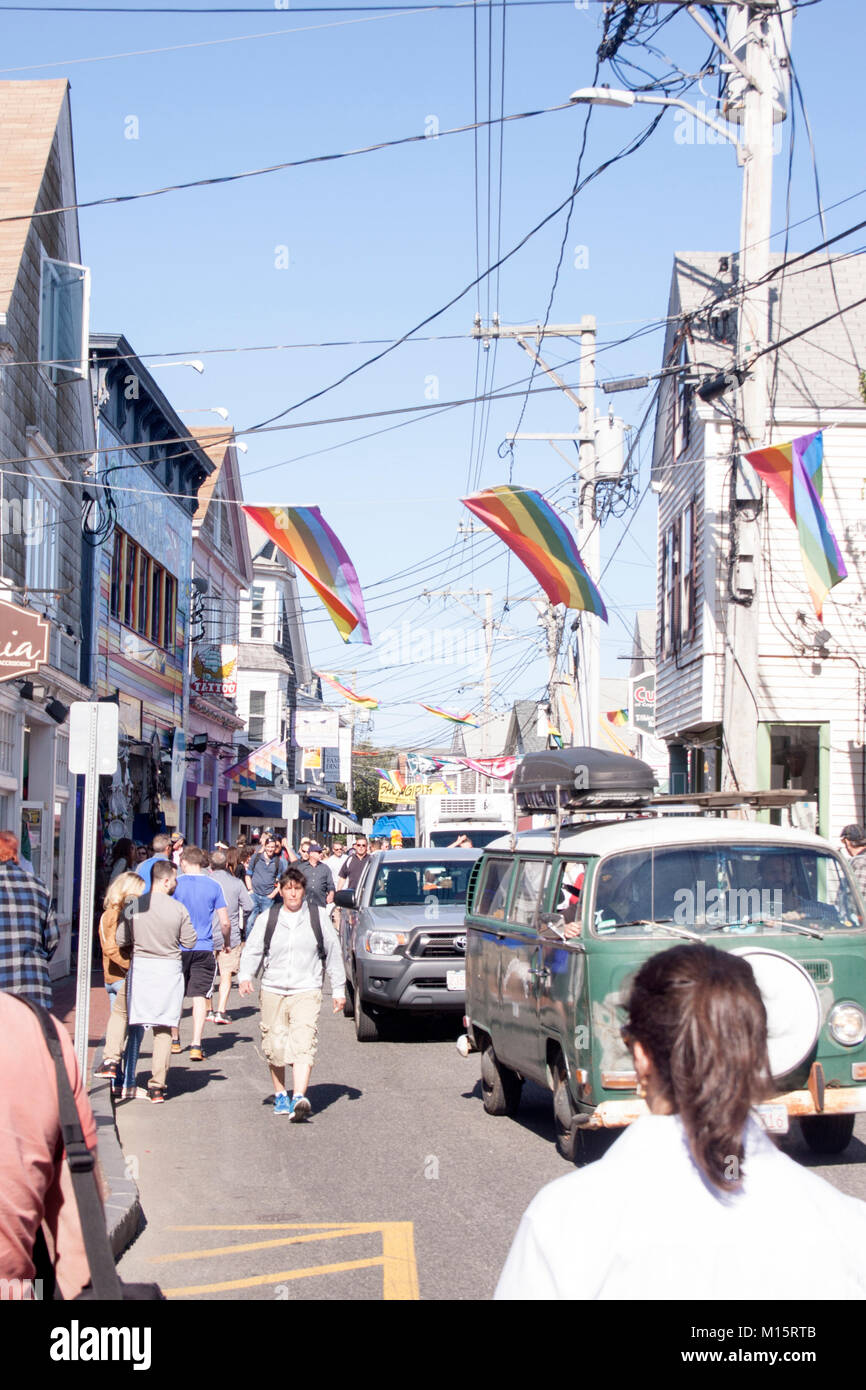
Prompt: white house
<box><xmin>651</xmin><ymin>250</ymin><xmax>866</xmax><ymax>837</ymax></box>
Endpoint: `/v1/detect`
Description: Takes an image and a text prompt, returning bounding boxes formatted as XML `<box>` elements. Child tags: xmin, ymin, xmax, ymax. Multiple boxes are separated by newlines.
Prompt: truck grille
<box><xmin>409</xmin><ymin>931</ymin><xmax>466</xmax><ymax>959</ymax></box>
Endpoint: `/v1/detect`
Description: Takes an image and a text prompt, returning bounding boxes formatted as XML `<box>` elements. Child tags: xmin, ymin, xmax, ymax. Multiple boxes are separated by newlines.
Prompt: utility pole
<box><xmin>479</xmin><ymin>315</ymin><xmax>601</xmax><ymax>745</ymax></box>
<box><xmin>720</xmin><ymin>6</ymin><xmax>779</xmax><ymax>793</ymax></box>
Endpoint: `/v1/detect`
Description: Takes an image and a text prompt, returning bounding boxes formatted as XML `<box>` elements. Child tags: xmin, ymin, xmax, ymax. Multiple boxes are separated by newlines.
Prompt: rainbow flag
<box><xmin>418</xmin><ymin>704</ymin><xmax>481</xmax><ymax>728</ymax></box>
<box><xmin>243</xmin><ymin>504</ymin><xmax>371</xmax><ymax>643</ymax></box>
<box><xmin>606</xmin><ymin>709</ymin><xmax>628</xmax><ymax>726</ymax></box>
<box><xmin>744</xmin><ymin>430</ymin><xmax>847</xmax><ymax>618</ymax></box>
<box><xmin>376</xmin><ymin>767</ymin><xmax>404</xmax><ymax>792</ymax></box>
<box><xmin>461</xmin><ymin>485</ymin><xmax>607</xmax><ymax>620</ymax></box>
<box><xmin>316</xmin><ymin>671</ymin><xmax>379</xmax><ymax>709</ymax></box>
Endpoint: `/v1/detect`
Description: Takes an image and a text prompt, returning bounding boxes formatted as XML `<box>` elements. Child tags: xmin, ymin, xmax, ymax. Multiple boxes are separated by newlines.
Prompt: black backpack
<box><xmin>255</xmin><ymin>899</ymin><xmax>328</xmax><ymax>978</ymax></box>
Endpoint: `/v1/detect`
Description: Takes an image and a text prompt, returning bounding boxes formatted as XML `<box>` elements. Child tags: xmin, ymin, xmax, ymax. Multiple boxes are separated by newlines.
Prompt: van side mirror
<box><xmin>333</xmin><ymin>889</ymin><xmax>356</xmax><ymax>909</ymax></box>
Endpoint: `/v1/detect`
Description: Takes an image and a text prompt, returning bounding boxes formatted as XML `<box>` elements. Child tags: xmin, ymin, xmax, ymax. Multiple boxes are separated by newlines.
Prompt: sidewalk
<box><xmin>52</xmin><ymin>963</ymin><xmax>143</xmax><ymax>1258</ymax></box>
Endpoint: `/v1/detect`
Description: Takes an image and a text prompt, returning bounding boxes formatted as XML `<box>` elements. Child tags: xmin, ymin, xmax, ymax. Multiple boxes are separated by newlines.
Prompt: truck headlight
<box><xmin>365</xmin><ymin>930</ymin><xmax>408</xmax><ymax>955</ymax></box>
<box><xmin>828</xmin><ymin>1002</ymin><xmax>866</xmax><ymax>1047</ymax></box>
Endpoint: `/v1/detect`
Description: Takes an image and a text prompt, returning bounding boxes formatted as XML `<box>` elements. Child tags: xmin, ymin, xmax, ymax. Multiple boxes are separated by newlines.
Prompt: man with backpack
<box><xmin>238</xmin><ymin>868</ymin><xmax>345</xmax><ymax>1120</ymax></box>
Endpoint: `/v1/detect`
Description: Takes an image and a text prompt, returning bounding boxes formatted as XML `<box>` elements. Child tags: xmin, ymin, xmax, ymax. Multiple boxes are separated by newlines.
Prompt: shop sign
<box><xmin>192</xmin><ymin>643</ymin><xmax>238</xmax><ymax>697</ymax></box>
<box><xmin>629</xmin><ymin>671</ymin><xmax>656</xmax><ymax>734</ymax></box>
<box><xmin>0</xmin><ymin>599</ymin><xmax>49</xmax><ymax>682</ymax></box>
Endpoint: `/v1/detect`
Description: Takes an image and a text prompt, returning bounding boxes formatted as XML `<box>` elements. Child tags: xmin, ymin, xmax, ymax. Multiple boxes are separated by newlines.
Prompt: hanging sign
<box><xmin>0</xmin><ymin>598</ymin><xmax>49</xmax><ymax>682</ymax></box>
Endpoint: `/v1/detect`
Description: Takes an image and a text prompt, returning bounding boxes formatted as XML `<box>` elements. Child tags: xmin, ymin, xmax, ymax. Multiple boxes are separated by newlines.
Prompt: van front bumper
<box><xmin>583</xmin><ymin>1085</ymin><xmax>866</xmax><ymax>1130</ymax></box>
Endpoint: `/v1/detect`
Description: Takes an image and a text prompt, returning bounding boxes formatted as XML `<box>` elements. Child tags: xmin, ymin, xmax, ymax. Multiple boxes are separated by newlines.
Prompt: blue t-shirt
<box><xmin>173</xmin><ymin>874</ymin><xmax>228</xmax><ymax>952</ymax></box>
<box><xmin>136</xmin><ymin>854</ymin><xmax>169</xmax><ymax>891</ymax></box>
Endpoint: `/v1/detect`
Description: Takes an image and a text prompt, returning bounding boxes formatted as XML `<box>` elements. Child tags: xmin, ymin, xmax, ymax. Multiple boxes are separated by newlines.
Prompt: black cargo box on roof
<box><xmin>513</xmin><ymin>747</ymin><xmax>656</xmax><ymax>813</ymax></box>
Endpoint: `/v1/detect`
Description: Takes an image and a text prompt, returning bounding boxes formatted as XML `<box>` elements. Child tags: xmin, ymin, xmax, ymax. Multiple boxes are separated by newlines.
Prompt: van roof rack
<box><xmin>510</xmin><ymin>747</ymin><xmax>812</xmax><ymax>851</ymax></box>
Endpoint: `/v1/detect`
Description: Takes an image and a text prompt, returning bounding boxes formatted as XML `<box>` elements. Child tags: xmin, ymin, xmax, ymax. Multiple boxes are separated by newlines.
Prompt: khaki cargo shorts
<box><xmin>259</xmin><ymin>989</ymin><xmax>322</xmax><ymax>1067</ymax></box>
<box><xmin>216</xmin><ymin>944</ymin><xmax>242</xmax><ymax>979</ymax></box>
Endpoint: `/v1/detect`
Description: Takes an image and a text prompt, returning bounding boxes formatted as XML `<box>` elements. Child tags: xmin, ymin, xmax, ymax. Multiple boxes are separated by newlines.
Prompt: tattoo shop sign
<box><xmin>0</xmin><ymin>599</ymin><xmax>49</xmax><ymax>681</ymax></box>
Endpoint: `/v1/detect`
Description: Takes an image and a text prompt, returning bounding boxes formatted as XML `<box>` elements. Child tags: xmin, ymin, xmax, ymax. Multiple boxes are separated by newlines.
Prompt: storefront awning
<box><xmin>372</xmin><ymin>813</ymin><xmax>415</xmax><ymax>838</ymax></box>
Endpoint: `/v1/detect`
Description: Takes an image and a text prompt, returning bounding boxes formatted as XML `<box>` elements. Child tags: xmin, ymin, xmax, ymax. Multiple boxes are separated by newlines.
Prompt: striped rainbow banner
<box><xmin>418</xmin><ymin>704</ymin><xmax>481</xmax><ymax>728</ymax></box>
<box><xmin>461</xmin><ymin>484</ymin><xmax>607</xmax><ymax>620</ymax></box>
<box><xmin>316</xmin><ymin>671</ymin><xmax>379</xmax><ymax>709</ymax></box>
<box><xmin>744</xmin><ymin>430</ymin><xmax>847</xmax><ymax>618</ymax></box>
<box><xmin>243</xmin><ymin>504</ymin><xmax>371</xmax><ymax>643</ymax></box>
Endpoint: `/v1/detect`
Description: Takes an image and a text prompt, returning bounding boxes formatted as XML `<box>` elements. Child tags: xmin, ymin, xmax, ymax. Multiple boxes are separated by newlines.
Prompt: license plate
<box><xmin>446</xmin><ymin>970</ymin><xmax>466</xmax><ymax>992</ymax></box>
<box><xmin>755</xmin><ymin>1103</ymin><xmax>789</xmax><ymax>1135</ymax></box>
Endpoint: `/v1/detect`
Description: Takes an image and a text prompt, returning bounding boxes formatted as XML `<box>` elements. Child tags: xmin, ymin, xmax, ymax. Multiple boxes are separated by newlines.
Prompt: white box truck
<box><xmin>415</xmin><ymin>792</ymin><xmax>514</xmax><ymax>849</ymax></box>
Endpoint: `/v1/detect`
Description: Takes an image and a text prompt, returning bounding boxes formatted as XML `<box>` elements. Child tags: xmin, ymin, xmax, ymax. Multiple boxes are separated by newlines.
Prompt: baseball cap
<box><xmin>308</xmin><ymin>842</ymin><xmax>322</xmax><ymax>853</ymax></box>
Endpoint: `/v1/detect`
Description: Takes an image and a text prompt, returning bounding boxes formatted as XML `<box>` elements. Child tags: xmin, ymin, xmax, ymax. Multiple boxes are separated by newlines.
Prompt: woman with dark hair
<box><xmin>495</xmin><ymin>944</ymin><xmax>866</xmax><ymax>1300</ymax></box>
<box><xmin>108</xmin><ymin>838</ymin><xmax>136</xmax><ymax>884</ymax></box>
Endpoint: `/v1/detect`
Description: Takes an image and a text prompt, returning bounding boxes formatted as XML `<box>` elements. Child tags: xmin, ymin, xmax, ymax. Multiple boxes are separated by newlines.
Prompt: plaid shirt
<box><xmin>0</xmin><ymin>861</ymin><xmax>58</xmax><ymax>1007</ymax></box>
<box><xmin>848</xmin><ymin>851</ymin><xmax>866</xmax><ymax>901</ymax></box>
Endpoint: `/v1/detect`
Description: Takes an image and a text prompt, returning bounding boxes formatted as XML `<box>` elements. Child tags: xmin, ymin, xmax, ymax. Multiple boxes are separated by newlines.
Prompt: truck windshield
<box><xmin>370</xmin><ymin>859</ymin><xmax>478</xmax><ymax>907</ymax></box>
<box><xmin>429</xmin><ymin>830</ymin><xmax>507</xmax><ymax>849</ymax></box>
<box><xmin>591</xmin><ymin>844</ymin><xmax>865</xmax><ymax>936</ymax></box>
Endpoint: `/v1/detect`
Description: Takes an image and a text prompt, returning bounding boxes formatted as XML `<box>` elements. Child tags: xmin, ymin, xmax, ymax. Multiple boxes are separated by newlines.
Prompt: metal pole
<box><xmin>577</xmin><ymin>315</ymin><xmax>599</xmax><ymax>747</ymax></box>
<box><xmin>346</xmin><ymin>671</ymin><xmax>356</xmax><ymax>815</ymax></box>
<box><xmin>73</xmin><ymin>709</ymin><xmax>100</xmax><ymax>1071</ymax></box>
<box><xmin>483</xmin><ymin>590</ymin><xmax>492</xmax><ymax>757</ymax></box>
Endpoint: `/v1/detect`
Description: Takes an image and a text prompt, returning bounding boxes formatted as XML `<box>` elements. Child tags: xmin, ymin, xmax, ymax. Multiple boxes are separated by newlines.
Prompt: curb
<box><xmin>89</xmin><ymin>1075</ymin><xmax>145</xmax><ymax>1258</ymax></box>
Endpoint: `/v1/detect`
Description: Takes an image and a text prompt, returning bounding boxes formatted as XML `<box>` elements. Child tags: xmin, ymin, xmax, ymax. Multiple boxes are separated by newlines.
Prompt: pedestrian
<box><xmin>94</xmin><ymin>870</ymin><xmax>146</xmax><ymax>1099</ymax></box>
<box><xmin>0</xmin><ymin>990</ymin><xmax>101</xmax><ymax>1297</ymax></box>
<box><xmin>108</xmin><ymin>837</ymin><xmax>136</xmax><ymax>884</ymax></box>
<box><xmin>495</xmin><ymin>943</ymin><xmax>866</xmax><ymax>1300</ymax></box>
<box><xmin>297</xmin><ymin>842</ymin><xmax>335</xmax><ymax>912</ymax></box>
<box><xmin>207</xmin><ymin>848</ymin><xmax>253</xmax><ymax>1023</ymax></box>
<box><xmin>840</xmin><ymin>824</ymin><xmax>866</xmax><ymax>897</ymax></box>
<box><xmin>170</xmin><ymin>832</ymin><xmax>185</xmax><ymax>868</ymax></box>
<box><xmin>238</xmin><ymin>868</ymin><xmax>345</xmax><ymax>1120</ymax></box>
<box><xmin>171</xmin><ymin>847</ymin><xmax>230</xmax><ymax>1061</ymax></box>
<box><xmin>0</xmin><ymin>829</ymin><xmax>58</xmax><ymax>1008</ymax></box>
<box><xmin>116</xmin><ymin>859</ymin><xmax>197</xmax><ymax>1104</ymax></box>
<box><xmin>338</xmin><ymin>835</ymin><xmax>370</xmax><ymax>895</ymax></box>
<box><xmin>136</xmin><ymin>832</ymin><xmax>173</xmax><ymax>892</ymax></box>
<box><xmin>244</xmin><ymin>836</ymin><xmax>282</xmax><ymax>924</ymax></box>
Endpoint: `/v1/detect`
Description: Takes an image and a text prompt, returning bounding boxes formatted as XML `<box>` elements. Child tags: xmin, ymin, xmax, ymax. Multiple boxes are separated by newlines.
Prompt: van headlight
<box><xmin>828</xmin><ymin>1002</ymin><xmax>866</xmax><ymax>1047</ymax></box>
<box><xmin>365</xmin><ymin>930</ymin><xmax>408</xmax><ymax>955</ymax></box>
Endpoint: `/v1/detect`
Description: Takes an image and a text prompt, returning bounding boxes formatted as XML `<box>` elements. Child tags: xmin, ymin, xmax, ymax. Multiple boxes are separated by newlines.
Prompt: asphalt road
<box><xmin>115</xmin><ymin>984</ymin><xmax>866</xmax><ymax>1301</ymax></box>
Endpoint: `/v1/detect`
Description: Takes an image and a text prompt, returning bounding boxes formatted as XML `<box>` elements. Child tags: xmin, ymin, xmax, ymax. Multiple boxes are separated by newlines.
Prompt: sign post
<box><xmin>68</xmin><ymin>702</ymin><xmax>119</xmax><ymax>1073</ymax></box>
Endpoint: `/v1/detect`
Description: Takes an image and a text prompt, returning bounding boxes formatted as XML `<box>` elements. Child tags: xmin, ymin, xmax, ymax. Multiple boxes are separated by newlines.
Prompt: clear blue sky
<box><xmin>3</xmin><ymin>0</ymin><xmax>864</xmax><ymax>748</ymax></box>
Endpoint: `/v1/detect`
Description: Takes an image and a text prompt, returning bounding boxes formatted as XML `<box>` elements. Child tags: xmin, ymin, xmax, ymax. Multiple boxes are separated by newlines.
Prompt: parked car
<box><xmin>460</xmin><ymin>747</ymin><xmax>866</xmax><ymax>1162</ymax></box>
<box><xmin>334</xmin><ymin>848</ymin><xmax>481</xmax><ymax>1041</ymax></box>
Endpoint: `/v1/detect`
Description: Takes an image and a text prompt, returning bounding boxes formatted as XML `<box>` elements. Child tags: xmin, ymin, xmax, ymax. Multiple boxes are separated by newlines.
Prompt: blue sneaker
<box><xmin>273</xmin><ymin>1091</ymin><xmax>292</xmax><ymax>1116</ymax></box>
<box><xmin>290</xmin><ymin>1094</ymin><xmax>312</xmax><ymax>1122</ymax></box>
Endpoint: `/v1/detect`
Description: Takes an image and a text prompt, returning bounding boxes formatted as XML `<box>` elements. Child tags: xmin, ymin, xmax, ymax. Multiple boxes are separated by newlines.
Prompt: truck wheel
<box><xmin>354</xmin><ymin>990</ymin><xmax>380</xmax><ymax>1042</ymax></box>
<box><xmin>553</xmin><ymin>1063</ymin><xmax>579</xmax><ymax>1163</ymax></box>
<box><xmin>480</xmin><ymin>1039</ymin><xmax>522</xmax><ymax>1116</ymax></box>
<box><xmin>343</xmin><ymin>977</ymin><xmax>355</xmax><ymax>1020</ymax></box>
<box><xmin>798</xmin><ymin>1113</ymin><xmax>856</xmax><ymax>1155</ymax></box>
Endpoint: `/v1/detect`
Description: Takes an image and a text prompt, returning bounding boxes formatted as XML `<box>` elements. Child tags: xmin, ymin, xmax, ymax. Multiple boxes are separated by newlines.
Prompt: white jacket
<box><xmin>495</xmin><ymin>1112</ymin><xmax>866</xmax><ymax>1300</ymax></box>
<box><xmin>238</xmin><ymin>902</ymin><xmax>346</xmax><ymax>998</ymax></box>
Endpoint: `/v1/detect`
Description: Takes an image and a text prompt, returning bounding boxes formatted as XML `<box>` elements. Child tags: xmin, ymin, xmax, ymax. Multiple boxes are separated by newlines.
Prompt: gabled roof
<box><xmin>190</xmin><ymin>426</ymin><xmax>254</xmax><ymax>586</ymax></box>
<box><xmin>503</xmin><ymin>699</ymin><xmax>549</xmax><ymax>756</ymax></box>
<box><xmin>0</xmin><ymin>80</ymin><xmax>69</xmax><ymax>318</ymax></box>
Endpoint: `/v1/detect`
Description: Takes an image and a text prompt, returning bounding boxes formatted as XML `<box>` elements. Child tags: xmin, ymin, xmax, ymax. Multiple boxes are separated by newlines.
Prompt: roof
<box><xmin>486</xmin><ymin>814</ymin><xmax>834</xmax><ymax>858</ymax></box>
<box><xmin>0</xmin><ymin>80</ymin><xmax>68</xmax><ymax>317</ymax></box>
<box><xmin>191</xmin><ymin>426</ymin><xmax>232</xmax><ymax>521</ymax></box>
<box><xmin>503</xmin><ymin>700</ymin><xmax>549</xmax><ymax>755</ymax></box>
<box><xmin>665</xmin><ymin>249</ymin><xmax>866</xmax><ymax>411</ymax></box>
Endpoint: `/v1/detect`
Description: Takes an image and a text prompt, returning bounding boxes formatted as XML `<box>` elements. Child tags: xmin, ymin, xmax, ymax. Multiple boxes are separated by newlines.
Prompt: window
<box><xmin>473</xmin><ymin>857</ymin><xmax>513</xmax><ymax>920</ymax></box>
<box><xmin>250</xmin><ymin>586</ymin><xmax>265</xmax><ymax>639</ymax></box>
<box><xmin>681</xmin><ymin>501</ymin><xmax>696</xmax><ymax>640</ymax></box>
<box><xmin>662</xmin><ymin>521</ymin><xmax>680</xmax><ymax>656</ymax></box>
<box><xmin>39</xmin><ymin>255</ymin><xmax>90</xmax><ymax>384</ymax></box>
<box><xmin>553</xmin><ymin>859</ymin><xmax>587</xmax><ymax>929</ymax></box>
<box><xmin>24</xmin><ymin>477</ymin><xmax>58</xmax><ymax>595</ymax></box>
<box><xmin>108</xmin><ymin>528</ymin><xmax>177</xmax><ymax>652</ymax></box>
<box><xmin>510</xmin><ymin>859</ymin><xmax>550</xmax><ymax>927</ymax></box>
<box><xmin>674</xmin><ymin>339</ymin><xmax>692</xmax><ymax>457</ymax></box>
<box><xmin>248</xmin><ymin>690</ymin><xmax>266</xmax><ymax>746</ymax></box>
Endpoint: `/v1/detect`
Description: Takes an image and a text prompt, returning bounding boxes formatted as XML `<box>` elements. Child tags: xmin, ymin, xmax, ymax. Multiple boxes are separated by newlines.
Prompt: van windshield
<box><xmin>591</xmin><ymin>844</ymin><xmax>865</xmax><ymax>937</ymax></box>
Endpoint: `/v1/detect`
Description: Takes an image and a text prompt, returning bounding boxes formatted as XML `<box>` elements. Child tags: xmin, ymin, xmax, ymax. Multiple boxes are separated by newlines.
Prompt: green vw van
<box><xmin>460</xmin><ymin>749</ymin><xmax>866</xmax><ymax>1162</ymax></box>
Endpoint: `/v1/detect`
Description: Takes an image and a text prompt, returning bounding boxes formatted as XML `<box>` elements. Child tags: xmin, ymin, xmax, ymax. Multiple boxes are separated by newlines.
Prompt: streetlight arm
<box><xmin>569</xmin><ymin>86</ymin><xmax>744</xmax><ymax>157</ymax></box>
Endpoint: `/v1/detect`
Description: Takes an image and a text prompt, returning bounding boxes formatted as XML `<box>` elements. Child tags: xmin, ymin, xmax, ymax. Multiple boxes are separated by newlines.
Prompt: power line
<box><xmin>0</xmin><ymin>101</ymin><xmax>577</xmax><ymax>222</ymax></box>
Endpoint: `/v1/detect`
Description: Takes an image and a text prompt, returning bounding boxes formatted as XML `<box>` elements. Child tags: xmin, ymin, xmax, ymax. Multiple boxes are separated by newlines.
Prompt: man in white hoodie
<box><xmin>238</xmin><ymin>868</ymin><xmax>345</xmax><ymax>1120</ymax></box>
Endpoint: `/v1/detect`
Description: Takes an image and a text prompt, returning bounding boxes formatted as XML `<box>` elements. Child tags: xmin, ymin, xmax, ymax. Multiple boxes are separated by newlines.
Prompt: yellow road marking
<box><xmin>156</xmin><ymin>1221</ymin><xmax>420</xmax><ymax>1300</ymax></box>
<box><xmin>163</xmin><ymin>1257</ymin><xmax>384</xmax><ymax>1296</ymax></box>
<box><xmin>152</xmin><ymin>1226</ymin><xmax>374</xmax><ymax>1263</ymax></box>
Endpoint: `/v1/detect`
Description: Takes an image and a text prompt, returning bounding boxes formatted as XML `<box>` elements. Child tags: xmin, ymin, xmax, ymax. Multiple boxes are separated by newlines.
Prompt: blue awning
<box><xmin>372</xmin><ymin>813</ymin><xmax>416</xmax><ymax>838</ymax></box>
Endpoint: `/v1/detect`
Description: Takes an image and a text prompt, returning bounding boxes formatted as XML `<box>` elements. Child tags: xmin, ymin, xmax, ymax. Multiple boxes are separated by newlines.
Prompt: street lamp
<box><xmin>569</xmin><ymin>87</ymin><xmax>744</xmax><ymax>158</ymax></box>
<box><xmin>150</xmin><ymin>360</ymin><xmax>205</xmax><ymax>374</ymax></box>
